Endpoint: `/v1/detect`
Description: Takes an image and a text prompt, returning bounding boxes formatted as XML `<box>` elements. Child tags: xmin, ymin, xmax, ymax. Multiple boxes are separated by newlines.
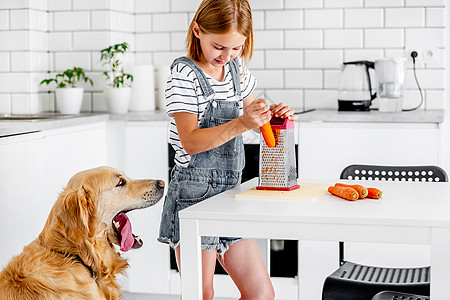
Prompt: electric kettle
<box><xmin>338</xmin><ymin>61</ymin><xmax>377</xmax><ymax>111</ymax></box>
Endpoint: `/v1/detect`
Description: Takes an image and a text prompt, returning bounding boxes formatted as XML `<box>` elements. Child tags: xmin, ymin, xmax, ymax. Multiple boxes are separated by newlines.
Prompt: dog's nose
<box><xmin>156</xmin><ymin>180</ymin><xmax>165</xmax><ymax>190</ymax></box>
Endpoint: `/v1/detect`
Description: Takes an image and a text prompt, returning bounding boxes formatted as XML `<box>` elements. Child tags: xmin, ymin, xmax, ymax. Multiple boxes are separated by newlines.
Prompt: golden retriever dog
<box><xmin>0</xmin><ymin>166</ymin><xmax>164</xmax><ymax>300</ymax></box>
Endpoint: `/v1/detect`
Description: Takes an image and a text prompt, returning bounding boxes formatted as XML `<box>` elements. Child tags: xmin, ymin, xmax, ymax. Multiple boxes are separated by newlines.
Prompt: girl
<box><xmin>158</xmin><ymin>0</ymin><xmax>295</xmax><ymax>299</ymax></box>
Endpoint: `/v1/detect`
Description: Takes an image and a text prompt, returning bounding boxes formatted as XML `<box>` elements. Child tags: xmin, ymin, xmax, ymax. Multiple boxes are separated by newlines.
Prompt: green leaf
<box><xmin>99</xmin><ymin>42</ymin><xmax>131</xmax><ymax>88</ymax></box>
<box><xmin>39</xmin><ymin>67</ymin><xmax>93</xmax><ymax>89</ymax></box>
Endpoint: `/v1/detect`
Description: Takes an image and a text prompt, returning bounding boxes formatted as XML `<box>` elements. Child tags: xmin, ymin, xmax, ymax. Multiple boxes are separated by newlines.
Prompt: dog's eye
<box><xmin>116</xmin><ymin>178</ymin><xmax>126</xmax><ymax>187</ymax></box>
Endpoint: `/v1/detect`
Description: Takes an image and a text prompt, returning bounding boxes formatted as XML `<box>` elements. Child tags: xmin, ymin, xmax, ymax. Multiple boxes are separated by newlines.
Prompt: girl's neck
<box><xmin>195</xmin><ymin>58</ymin><xmax>225</xmax><ymax>82</ymax></box>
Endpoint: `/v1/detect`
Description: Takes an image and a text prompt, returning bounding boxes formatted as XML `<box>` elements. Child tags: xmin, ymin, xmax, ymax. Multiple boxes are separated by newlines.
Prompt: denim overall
<box><xmin>158</xmin><ymin>57</ymin><xmax>245</xmax><ymax>253</ymax></box>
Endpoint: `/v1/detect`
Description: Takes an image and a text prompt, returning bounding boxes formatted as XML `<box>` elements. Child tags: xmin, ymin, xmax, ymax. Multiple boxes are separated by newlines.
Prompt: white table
<box><xmin>179</xmin><ymin>178</ymin><xmax>450</xmax><ymax>299</ymax></box>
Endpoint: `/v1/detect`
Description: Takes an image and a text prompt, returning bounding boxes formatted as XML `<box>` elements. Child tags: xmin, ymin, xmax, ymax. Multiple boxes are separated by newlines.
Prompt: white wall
<box><xmin>442</xmin><ymin>3</ymin><xmax>450</xmax><ymax>176</ymax></box>
<box><xmin>0</xmin><ymin>0</ymin><xmax>446</xmax><ymax>114</ymax></box>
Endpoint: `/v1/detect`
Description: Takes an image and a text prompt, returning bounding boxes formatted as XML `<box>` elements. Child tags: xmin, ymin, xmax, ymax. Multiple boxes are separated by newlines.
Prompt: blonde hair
<box><xmin>186</xmin><ymin>0</ymin><xmax>254</xmax><ymax>66</ymax></box>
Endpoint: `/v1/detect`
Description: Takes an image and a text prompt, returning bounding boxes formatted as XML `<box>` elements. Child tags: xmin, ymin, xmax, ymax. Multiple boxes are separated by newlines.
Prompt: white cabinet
<box><xmin>42</xmin><ymin>123</ymin><xmax>107</xmax><ymax>201</ymax></box>
<box><xmin>118</xmin><ymin>121</ymin><xmax>171</xmax><ymax>295</ymax></box>
<box><xmin>298</xmin><ymin>122</ymin><xmax>440</xmax><ymax>181</ymax></box>
<box><xmin>0</xmin><ymin>122</ymin><xmax>107</xmax><ymax>268</ymax></box>
<box><xmin>0</xmin><ymin>132</ymin><xmax>46</xmax><ymax>268</ymax></box>
<box><xmin>0</xmin><ymin>120</ymin><xmax>171</xmax><ymax>295</ymax></box>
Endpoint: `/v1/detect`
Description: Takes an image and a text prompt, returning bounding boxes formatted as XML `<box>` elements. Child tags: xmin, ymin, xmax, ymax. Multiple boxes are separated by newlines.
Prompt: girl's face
<box><xmin>193</xmin><ymin>23</ymin><xmax>247</xmax><ymax>68</ymax></box>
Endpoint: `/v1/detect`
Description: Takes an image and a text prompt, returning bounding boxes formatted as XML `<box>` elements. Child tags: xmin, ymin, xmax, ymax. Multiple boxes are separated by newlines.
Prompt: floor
<box><xmin>123</xmin><ymin>292</ymin><xmax>179</xmax><ymax>300</ymax></box>
<box><xmin>123</xmin><ymin>292</ymin><xmax>231</xmax><ymax>300</ymax></box>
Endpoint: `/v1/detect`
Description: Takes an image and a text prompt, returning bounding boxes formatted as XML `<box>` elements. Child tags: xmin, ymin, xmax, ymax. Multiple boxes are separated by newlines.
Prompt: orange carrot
<box><xmin>260</xmin><ymin>121</ymin><xmax>275</xmax><ymax>148</ymax></box>
<box><xmin>367</xmin><ymin>187</ymin><xmax>382</xmax><ymax>199</ymax></box>
<box><xmin>328</xmin><ymin>186</ymin><xmax>359</xmax><ymax>201</ymax></box>
<box><xmin>335</xmin><ymin>183</ymin><xmax>368</xmax><ymax>199</ymax></box>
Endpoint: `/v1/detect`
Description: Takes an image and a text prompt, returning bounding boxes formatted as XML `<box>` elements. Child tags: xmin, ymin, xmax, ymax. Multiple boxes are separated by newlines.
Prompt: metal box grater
<box><xmin>257</xmin><ymin>117</ymin><xmax>299</xmax><ymax>191</ymax></box>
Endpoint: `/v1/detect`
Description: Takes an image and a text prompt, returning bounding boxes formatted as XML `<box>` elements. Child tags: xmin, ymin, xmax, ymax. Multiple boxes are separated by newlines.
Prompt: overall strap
<box><xmin>170</xmin><ymin>57</ymin><xmax>214</xmax><ymax>98</ymax></box>
<box><xmin>228</xmin><ymin>58</ymin><xmax>242</xmax><ymax>97</ymax></box>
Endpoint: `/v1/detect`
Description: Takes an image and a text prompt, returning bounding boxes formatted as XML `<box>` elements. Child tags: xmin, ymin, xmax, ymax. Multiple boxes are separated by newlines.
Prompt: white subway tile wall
<box><xmin>0</xmin><ymin>0</ymin><xmax>446</xmax><ymax>113</ymax></box>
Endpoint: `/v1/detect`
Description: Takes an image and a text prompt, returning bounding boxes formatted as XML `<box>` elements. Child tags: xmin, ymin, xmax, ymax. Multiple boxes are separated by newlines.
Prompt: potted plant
<box><xmin>40</xmin><ymin>67</ymin><xmax>93</xmax><ymax>114</ymax></box>
<box><xmin>100</xmin><ymin>42</ymin><xmax>134</xmax><ymax>114</ymax></box>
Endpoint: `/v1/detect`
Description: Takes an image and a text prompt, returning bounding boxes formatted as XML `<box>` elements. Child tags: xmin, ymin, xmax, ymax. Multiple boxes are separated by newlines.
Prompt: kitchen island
<box><xmin>179</xmin><ymin>178</ymin><xmax>450</xmax><ymax>299</ymax></box>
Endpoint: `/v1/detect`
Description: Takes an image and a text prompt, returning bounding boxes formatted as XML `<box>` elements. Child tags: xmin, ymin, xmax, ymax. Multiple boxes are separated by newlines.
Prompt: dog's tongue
<box><xmin>113</xmin><ymin>213</ymin><xmax>134</xmax><ymax>252</ymax></box>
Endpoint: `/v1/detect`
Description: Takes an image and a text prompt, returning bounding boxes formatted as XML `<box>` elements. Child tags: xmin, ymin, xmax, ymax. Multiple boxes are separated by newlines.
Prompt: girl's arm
<box><xmin>175</xmin><ymin>97</ymin><xmax>270</xmax><ymax>155</ymax></box>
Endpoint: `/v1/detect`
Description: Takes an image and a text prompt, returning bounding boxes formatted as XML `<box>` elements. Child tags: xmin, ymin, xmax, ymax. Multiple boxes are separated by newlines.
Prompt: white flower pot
<box><xmin>104</xmin><ymin>87</ymin><xmax>131</xmax><ymax>114</ymax></box>
<box><xmin>55</xmin><ymin>87</ymin><xmax>84</xmax><ymax>114</ymax></box>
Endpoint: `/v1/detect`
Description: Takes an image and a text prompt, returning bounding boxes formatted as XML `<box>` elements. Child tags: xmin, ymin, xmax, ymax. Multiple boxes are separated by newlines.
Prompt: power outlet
<box><xmin>408</xmin><ymin>48</ymin><xmax>436</xmax><ymax>63</ymax></box>
<box><xmin>421</xmin><ymin>49</ymin><xmax>436</xmax><ymax>62</ymax></box>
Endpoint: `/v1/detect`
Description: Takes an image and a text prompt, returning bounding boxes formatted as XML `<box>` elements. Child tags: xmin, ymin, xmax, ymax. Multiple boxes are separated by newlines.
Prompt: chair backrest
<box><xmin>371</xmin><ymin>291</ymin><xmax>429</xmax><ymax>300</ymax></box>
<box><xmin>340</xmin><ymin>164</ymin><xmax>448</xmax><ymax>182</ymax></box>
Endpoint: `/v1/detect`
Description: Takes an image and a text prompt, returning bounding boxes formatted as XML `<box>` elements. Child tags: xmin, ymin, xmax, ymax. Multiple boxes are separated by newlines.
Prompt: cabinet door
<box><xmin>0</xmin><ymin>132</ymin><xmax>46</xmax><ymax>268</ymax></box>
<box><xmin>298</xmin><ymin>122</ymin><xmax>440</xmax><ymax>181</ymax></box>
<box><xmin>0</xmin><ymin>123</ymin><xmax>107</xmax><ymax>269</ymax></box>
<box><xmin>123</xmin><ymin>121</ymin><xmax>171</xmax><ymax>294</ymax></box>
<box><xmin>42</xmin><ymin>123</ymin><xmax>107</xmax><ymax>202</ymax></box>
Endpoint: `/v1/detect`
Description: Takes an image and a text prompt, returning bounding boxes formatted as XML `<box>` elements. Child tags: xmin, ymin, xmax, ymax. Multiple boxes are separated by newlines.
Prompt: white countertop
<box><xmin>0</xmin><ymin>109</ymin><xmax>444</xmax><ymax>137</ymax></box>
<box><xmin>0</xmin><ymin>111</ymin><xmax>168</xmax><ymax>137</ymax></box>
<box><xmin>296</xmin><ymin>108</ymin><xmax>444</xmax><ymax>123</ymax></box>
<box><xmin>0</xmin><ymin>113</ymin><xmax>110</xmax><ymax>137</ymax></box>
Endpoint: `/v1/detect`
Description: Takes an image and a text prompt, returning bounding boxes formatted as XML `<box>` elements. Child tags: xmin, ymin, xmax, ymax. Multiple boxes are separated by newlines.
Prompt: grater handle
<box><xmin>260</xmin><ymin>121</ymin><xmax>275</xmax><ymax>148</ymax></box>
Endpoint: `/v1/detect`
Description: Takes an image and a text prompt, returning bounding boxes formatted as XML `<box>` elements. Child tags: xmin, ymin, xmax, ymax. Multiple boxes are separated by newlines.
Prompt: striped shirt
<box><xmin>166</xmin><ymin>59</ymin><xmax>257</xmax><ymax>167</ymax></box>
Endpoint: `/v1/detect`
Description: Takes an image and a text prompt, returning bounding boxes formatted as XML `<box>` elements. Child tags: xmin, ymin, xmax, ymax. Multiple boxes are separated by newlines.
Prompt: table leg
<box><xmin>431</xmin><ymin>227</ymin><xmax>450</xmax><ymax>299</ymax></box>
<box><xmin>180</xmin><ymin>218</ymin><xmax>202</xmax><ymax>299</ymax></box>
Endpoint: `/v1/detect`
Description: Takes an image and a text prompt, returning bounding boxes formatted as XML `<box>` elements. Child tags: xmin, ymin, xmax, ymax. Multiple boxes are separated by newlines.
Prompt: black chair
<box><xmin>371</xmin><ymin>291</ymin><xmax>429</xmax><ymax>300</ymax></box>
<box><xmin>322</xmin><ymin>164</ymin><xmax>448</xmax><ymax>300</ymax></box>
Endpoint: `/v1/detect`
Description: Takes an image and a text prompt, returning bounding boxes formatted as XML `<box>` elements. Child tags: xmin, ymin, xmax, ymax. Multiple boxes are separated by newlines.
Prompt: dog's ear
<box><xmin>57</xmin><ymin>185</ymin><xmax>97</xmax><ymax>244</ymax></box>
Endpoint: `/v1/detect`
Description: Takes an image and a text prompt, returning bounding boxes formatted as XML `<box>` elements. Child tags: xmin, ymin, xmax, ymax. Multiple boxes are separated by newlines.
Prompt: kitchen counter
<box><xmin>108</xmin><ymin>111</ymin><xmax>168</xmax><ymax>122</ymax></box>
<box><xmin>0</xmin><ymin>109</ymin><xmax>443</xmax><ymax>137</ymax></box>
<box><xmin>0</xmin><ymin>111</ymin><xmax>168</xmax><ymax>137</ymax></box>
<box><xmin>0</xmin><ymin>113</ymin><xmax>110</xmax><ymax>137</ymax></box>
<box><xmin>296</xmin><ymin>109</ymin><xmax>444</xmax><ymax>123</ymax></box>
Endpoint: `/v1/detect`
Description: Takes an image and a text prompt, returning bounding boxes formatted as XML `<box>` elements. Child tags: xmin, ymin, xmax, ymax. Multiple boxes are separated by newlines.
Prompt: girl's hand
<box><xmin>270</xmin><ymin>103</ymin><xmax>297</xmax><ymax>120</ymax></box>
<box><xmin>241</xmin><ymin>98</ymin><xmax>271</xmax><ymax>129</ymax></box>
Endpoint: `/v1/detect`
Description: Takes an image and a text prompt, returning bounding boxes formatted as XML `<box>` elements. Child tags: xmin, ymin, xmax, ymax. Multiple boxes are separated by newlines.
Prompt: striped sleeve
<box><xmin>239</xmin><ymin>60</ymin><xmax>257</xmax><ymax>100</ymax></box>
<box><xmin>165</xmin><ymin>63</ymin><xmax>199</xmax><ymax>118</ymax></box>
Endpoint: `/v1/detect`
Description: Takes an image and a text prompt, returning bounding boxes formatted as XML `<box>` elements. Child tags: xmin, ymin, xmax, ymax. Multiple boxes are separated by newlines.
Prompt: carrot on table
<box><xmin>367</xmin><ymin>187</ymin><xmax>382</xmax><ymax>199</ymax></box>
<box><xmin>328</xmin><ymin>186</ymin><xmax>359</xmax><ymax>201</ymax></box>
<box><xmin>335</xmin><ymin>183</ymin><xmax>368</xmax><ymax>199</ymax></box>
